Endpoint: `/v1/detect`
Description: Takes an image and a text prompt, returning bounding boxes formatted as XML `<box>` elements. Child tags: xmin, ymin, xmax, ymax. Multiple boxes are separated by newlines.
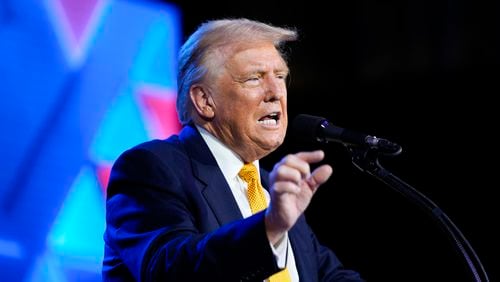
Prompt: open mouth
<box><xmin>258</xmin><ymin>112</ymin><xmax>281</xmax><ymax>126</ymax></box>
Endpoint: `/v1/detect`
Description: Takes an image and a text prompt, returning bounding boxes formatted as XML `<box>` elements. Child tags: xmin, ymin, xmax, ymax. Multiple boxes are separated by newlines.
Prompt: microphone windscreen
<box><xmin>290</xmin><ymin>114</ymin><xmax>325</xmax><ymax>143</ymax></box>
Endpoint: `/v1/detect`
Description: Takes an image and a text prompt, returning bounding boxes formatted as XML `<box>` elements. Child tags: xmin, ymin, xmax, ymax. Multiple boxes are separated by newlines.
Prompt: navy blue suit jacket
<box><xmin>103</xmin><ymin>124</ymin><xmax>364</xmax><ymax>281</ymax></box>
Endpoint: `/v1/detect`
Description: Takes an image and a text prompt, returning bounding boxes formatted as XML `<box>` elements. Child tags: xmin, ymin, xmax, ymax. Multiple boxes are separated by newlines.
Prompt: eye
<box><xmin>244</xmin><ymin>76</ymin><xmax>261</xmax><ymax>86</ymax></box>
<box><xmin>276</xmin><ymin>72</ymin><xmax>288</xmax><ymax>80</ymax></box>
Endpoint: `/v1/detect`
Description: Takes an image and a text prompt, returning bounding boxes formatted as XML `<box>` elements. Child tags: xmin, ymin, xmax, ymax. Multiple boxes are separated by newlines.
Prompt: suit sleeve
<box><xmin>103</xmin><ymin>147</ymin><xmax>280</xmax><ymax>281</ymax></box>
<box><xmin>291</xmin><ymin>216</ymin><xmax>365</xmax><ymax>282</ymax></box>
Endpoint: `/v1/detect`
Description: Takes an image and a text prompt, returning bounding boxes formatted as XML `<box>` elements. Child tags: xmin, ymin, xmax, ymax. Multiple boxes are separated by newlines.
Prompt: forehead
<box><xmin>226</xmin><ymin>43</ymin><xmax>287</xmax><ymax>69</ymax></box>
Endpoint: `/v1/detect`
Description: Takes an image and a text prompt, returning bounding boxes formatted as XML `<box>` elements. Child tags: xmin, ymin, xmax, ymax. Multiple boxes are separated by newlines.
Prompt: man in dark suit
<box><xmin>102</xmin><ymin>18</ymin><xmax>364</xmax><ymax>281</ymax></box>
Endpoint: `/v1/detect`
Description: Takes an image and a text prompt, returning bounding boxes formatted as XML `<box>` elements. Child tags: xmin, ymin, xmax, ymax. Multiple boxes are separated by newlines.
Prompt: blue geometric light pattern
<box><xmin>26</xmin><ymin>166</ymin><xmax>105</xmax><ymax>282</ymax></box>
<box><xmin>0</xmin><ymin>1</ymin><xmax>181</xmax><ymax>281</ymax></box>
<box><xmin>89</xmin><ymin>87</ymin><xmax>150</xmax><ymax>163</ymax></box>
<box><xmin>48</xmin><ymin>166</ymin><xmax>106</xmax><ymax>269</ymax></box>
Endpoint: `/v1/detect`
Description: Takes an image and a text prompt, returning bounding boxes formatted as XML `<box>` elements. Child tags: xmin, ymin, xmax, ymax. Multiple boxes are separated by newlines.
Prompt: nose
<box><xmin>264</xmin><ymin>75</ymin><xmax>286</xmax><ymax>101</ymax></box>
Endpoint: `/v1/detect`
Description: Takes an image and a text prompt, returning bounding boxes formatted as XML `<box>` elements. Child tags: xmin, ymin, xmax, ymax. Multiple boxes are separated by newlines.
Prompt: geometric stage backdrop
<box><xmin>0</xmin><ymin>0</ymin><xmax>181</xmax><ymax>280</ymax></box>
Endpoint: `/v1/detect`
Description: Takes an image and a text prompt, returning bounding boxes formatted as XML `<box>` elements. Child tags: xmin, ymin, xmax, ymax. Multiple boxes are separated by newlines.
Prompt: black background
<box><xmin>161</xmin><ymin>0</ymin><xmax>498</xmax><ymax>281</ymax></box>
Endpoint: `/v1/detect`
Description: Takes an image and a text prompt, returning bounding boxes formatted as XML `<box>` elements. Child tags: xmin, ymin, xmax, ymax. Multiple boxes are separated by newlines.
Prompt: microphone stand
<box><xmin>347</xmin><ymin>146</ymin><xmax>489</xmax><ymax>282</ymax></box>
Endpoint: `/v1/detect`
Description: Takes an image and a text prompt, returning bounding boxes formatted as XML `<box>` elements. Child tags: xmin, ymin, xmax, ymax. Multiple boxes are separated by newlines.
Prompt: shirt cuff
<box><xmin>269</xmin><ymin>232</ymin><xmax>288</xmax><ymax>268</ymax></box>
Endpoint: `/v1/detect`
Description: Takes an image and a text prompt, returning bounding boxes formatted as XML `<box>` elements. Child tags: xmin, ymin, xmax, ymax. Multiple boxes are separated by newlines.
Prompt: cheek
<box><xmin>237</xmin><ymin>92</ymin><xmax>262</xmax><ymax>107</ymax></box>
<box><xmin>279</xmin><ymin>81</ymin><xmax>288</xmax><ymax>91</ymax></box>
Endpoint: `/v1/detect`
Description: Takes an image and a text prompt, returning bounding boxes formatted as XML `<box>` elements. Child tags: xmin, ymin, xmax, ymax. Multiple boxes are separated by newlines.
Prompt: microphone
<box><xmin>291</xmin><ymin>114</ymin><xmax>402</xmax><ymax>155</ymax></box>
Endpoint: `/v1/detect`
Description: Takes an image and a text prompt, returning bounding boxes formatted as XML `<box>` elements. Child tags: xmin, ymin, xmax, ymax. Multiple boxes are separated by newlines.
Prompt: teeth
<box><xmin>258</xmin><ymin>119</ymin><xmax>277</xmax><ymax>125</ymax></box>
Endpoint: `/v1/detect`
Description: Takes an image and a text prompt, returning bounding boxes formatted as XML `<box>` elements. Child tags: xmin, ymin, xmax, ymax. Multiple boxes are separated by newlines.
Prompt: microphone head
<box><xmin>290</xmin><ymin>114</ymin><xmax>327</xmax><ymax>143</ymax></box>
<box><xmin>291</xmin><ymin>114</ymin><xmax>402</xmax><ymax>156</ymax></box>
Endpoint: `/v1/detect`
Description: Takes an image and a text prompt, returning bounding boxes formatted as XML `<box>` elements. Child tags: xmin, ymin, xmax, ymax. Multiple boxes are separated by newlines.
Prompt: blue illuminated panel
<box><xmin>0</xmin><ymin>1</ymin><xmax>181</xmax><ymax>281</ymax></box>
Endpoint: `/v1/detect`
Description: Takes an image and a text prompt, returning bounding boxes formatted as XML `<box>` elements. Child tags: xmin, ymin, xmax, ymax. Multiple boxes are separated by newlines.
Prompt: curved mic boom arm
<box><xmin>348</xmin><ymin>146</ymin><xmax>489</xmax><ymax>282</ymax></box>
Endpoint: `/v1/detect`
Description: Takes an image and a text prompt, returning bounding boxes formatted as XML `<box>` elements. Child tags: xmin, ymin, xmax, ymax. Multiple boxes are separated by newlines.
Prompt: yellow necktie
<box><xmin>238</xmin><ymin>163</ymin><xmax>291</xmax><ymax>282</ymax></box>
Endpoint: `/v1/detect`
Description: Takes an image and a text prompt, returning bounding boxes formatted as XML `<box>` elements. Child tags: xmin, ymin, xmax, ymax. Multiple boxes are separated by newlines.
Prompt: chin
<box><xmin>269</xmin><ymin>138</ymin><xmax>285</xmax><ymax>150</ymax></box>
<box><xmin>256</xmin><ymin>132</ymin><xmax>285</xmax><ymax>150</ymax></box>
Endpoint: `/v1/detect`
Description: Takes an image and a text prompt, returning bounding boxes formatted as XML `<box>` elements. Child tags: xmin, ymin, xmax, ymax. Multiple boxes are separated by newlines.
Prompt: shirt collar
<box><xmin>196</xmin><ymin>125</ymin><xmax>260</xmax><ymax>181</ymax></box>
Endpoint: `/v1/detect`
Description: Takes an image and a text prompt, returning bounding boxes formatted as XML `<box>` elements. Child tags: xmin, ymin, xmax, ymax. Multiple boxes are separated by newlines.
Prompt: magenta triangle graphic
<box><xmin>96</xmin><ymin>162</ymin><xmax>112</xmax><ymax>196</ymax></box>
<box><xmin>56</xmin><ymin>0</ymin><xmax>100</xmax><ymax>46</ymax></box>
<box><xmin>137</xmin><ymin>85</ymin><xmax>181</xmax><ymax>138</ymax></box>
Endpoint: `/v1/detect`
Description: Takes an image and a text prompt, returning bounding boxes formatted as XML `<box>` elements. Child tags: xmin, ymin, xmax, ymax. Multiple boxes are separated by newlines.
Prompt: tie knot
<box><xmin>238</xmin><ymin>163</ymin><xmax>259</xmax><ymax>183</ymax></box>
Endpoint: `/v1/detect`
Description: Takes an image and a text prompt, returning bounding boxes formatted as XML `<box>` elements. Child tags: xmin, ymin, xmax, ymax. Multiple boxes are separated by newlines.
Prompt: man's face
<box><xmin>210</xmin><ymin>43</ymin><xmax>289</xmax><ymax>161</ymax></box>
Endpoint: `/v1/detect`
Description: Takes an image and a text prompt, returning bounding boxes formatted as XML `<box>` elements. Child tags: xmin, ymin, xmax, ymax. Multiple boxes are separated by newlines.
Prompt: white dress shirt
<box><xmin>197</xmin><ymin>125</ymin><xmax>299</xmax><ymax>282</ymax></box>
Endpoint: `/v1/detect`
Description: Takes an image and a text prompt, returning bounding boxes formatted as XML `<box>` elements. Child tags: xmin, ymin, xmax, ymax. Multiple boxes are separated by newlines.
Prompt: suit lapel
<box><xmin>178</xmin><ymin>125</ymin><xmax>314</xmax><ymax>279</ymax></box>
<box><xmin>179</xmin><ymin>125</ymin><xmax>243</xmax><ymax>225</ymax></box>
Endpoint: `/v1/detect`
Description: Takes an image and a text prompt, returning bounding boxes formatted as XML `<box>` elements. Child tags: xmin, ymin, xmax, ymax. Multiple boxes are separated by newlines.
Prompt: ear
<box><xmin>190</xmin><ymin>85</ymin><xmax>215</xmax><ymax>119</ymax></box>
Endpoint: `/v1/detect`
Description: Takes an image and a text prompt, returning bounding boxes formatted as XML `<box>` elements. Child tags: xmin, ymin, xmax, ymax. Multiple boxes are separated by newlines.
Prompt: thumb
<box><xmin>306</xmin><ymin>164</ymin><xmax>333</xmax><ymax>190</ymax></box>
